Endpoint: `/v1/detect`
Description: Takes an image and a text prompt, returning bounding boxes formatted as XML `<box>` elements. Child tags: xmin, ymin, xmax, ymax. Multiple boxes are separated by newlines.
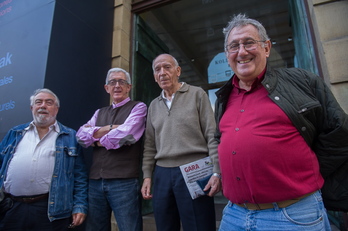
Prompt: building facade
<box><xmin>112</xmin><ymin>0</ymin><xmax>348</xmax><ymax>112</ymax></box>
<box><xmin>1</xmin><ymin>0</ymin><xmax>346</xmax><ymax>230</ymax></box>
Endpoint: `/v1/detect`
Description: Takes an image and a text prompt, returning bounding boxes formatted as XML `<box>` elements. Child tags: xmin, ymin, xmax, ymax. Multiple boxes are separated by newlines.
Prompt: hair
<box><xmin>30</xmin><ymin>88</ymin><xmax>60</xmax><ymax>107</ymax></box>
<box><xmin>223</xmin><ymin>13</ymin><xmax>270</xmax><ymax>51</ymax></box>
<box><xmin>105</xmin><ymin>67</ymin><xmax>131</xmax><ymax>85</ymax></box>
<box><xmin>152</xmin><ymin>53</ymin><xmax>179</xmax><ymax>71</ymax></box>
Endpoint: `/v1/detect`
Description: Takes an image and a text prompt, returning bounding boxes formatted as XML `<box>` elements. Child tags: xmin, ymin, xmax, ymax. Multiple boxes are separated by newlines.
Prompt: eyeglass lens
<box><xmin>108</xmin><ymin>79</ymin><xmax>127</xmax><ymax>86</ymax></box>
<box><xmin>227</xmin><ymin>40</ymin><xmax>263</xmax><ymax>53</ymax></box>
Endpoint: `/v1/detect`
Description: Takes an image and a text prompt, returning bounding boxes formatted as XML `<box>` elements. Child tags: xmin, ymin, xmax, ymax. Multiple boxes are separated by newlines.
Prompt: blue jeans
<box><xmin>219</xmin><ymin>191</ymin><xmax>331</xmax><ymax>231</ymax></box>
<box><xmin>86</xmin><ymin>178</ymin><xmax>142</xmax><ymax>231</ymax></box>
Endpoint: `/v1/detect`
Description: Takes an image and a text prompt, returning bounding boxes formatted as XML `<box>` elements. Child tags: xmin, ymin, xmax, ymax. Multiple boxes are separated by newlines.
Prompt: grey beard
<box><xmin>34</xmin><ymin>114</ymin><xmax>55</xmax><ymax>126</ymax></box>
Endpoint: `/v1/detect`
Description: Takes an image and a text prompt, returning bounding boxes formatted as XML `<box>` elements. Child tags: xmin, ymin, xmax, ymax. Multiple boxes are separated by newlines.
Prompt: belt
<box><xmin>235</xmin><ymin>191</ymin><xmax>316</xmax><ymax>210</ymax></box>
<box><xmin>9</xmin><ymin>193</ymin><xmax>49</xmax><ymax>204</ymax></box>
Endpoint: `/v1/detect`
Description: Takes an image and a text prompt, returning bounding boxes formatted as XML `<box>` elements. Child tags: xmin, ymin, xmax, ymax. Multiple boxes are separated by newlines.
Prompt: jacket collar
<box><xmin>215</xmin><ymin>64</ymin><xmax>277</xmax><ymax>100</ymax></box>
<box><xmin>261</xmin><ymin>65</ymin><xmax>278</xmax><ymax>93</ymax></box>
<box><xmin>13</xmin><ymin>121</ymin><xmax>69</xmax><ymax>135</ymax></box>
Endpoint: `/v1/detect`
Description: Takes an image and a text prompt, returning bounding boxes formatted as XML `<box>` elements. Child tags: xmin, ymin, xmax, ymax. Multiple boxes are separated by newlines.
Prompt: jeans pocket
<box><xmin>282</xmin><ymin>195</ymin><xmax>324</xmax><ymax>226</ymax></box>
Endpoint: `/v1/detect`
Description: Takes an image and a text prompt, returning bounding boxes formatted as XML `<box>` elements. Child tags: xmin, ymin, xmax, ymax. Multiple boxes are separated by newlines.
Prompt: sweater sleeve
<box><xmin>197</xmin><ymin>89</ymin><xmax>220</xmax><ymax>173</ymax></box>
<box><xmin>142</xmin><ymin>103</ymin><xmax>157</xmax><ymax>178</ymax></box>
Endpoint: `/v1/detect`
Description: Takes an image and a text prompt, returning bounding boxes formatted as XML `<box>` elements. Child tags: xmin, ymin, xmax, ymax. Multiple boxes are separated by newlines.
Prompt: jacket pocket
<box><xmin>1</xmin><ymin>145</ymin><xmax>13</xmax><ymax>156</ymax></box>
<box><xmin>64</xmin><ymin>147</ymin><xmax>78</xmax><ymax>157</ymax></box>
<box><xmin>296</xmin><ymin>101</ymin><xmax>321</xmax><ymax>114</ymax></box>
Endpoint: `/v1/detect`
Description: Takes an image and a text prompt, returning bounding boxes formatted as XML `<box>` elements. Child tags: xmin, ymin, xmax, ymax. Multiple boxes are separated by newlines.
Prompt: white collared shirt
<box><xmin>4</xmin><ymin>122</ymin><xmax>59</xmax><ymax>196</ymax></box>
<box><xmin>161</xmin><ymin>82</ymin><xmax>184</xmax><ymax>109</ymax></box>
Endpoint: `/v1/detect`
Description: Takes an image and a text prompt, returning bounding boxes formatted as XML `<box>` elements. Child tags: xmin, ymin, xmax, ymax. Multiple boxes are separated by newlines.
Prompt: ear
<box><xmin>104</xmin><ymin>84</ymin><xmax>110</xmax><ymax>93</ymax></box>
<box><xmin>176</xmin><ymin>66</ymin><xmax>181</xmax><ymax>77</ymax></box>
<box><xmin>264</xmin><ymin>40</ymin><xmax>272</xmax><ymax>58</ymax></box>
<box><xmin>126</xmin><ymin>84</ymin><xmax>132</xmax><ymax>93</ymax></box>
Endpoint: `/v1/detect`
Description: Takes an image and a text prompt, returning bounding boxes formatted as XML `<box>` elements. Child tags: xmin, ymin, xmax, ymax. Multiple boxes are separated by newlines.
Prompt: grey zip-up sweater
<box><xmin>142</xmin><ymin>83</ymin><xmax>220</xmax><ymax>178</ymax></box>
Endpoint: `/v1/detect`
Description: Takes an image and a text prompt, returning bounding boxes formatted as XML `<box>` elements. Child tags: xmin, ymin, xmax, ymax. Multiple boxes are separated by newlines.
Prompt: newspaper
<box><xmin>179</xmin><ymin>156</ymin><xmax>213</xmax><ymax>199</ymax></box>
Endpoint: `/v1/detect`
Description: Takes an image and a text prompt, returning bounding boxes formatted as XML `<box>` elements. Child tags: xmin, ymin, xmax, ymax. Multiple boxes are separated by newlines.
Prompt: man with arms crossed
<box><xmin>77</xmin><ymin>68</ymin><xmax>146</xmax><ymax>231</ymax></box>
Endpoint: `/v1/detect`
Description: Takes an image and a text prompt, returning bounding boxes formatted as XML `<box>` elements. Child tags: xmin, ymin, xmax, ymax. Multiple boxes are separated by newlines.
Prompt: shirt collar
<box><xmin>232</xmin><ymin>67</ymin><xmax>267</xmax><ymax>91</ymax></box>
<box><xmin>161</xmin><ymin>82</ymin><xmax>185</xmax><ymax>100</ymax></box>
<box><xmin>27</xmin><ymin>120</ymin><xmax>60</xmax><ymax>133</ymax></box>
<box><xmin>112</xmin><ymin>97</ymin><xmax>130</xmax><ymax>108</ymax></box>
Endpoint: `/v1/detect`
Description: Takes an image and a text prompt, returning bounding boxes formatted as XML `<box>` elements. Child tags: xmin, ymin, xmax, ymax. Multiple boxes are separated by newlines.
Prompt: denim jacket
<box><xmin>0</xmin><ymin>122</ymin><xmax>88</xmax><ymax>221</ymax></box>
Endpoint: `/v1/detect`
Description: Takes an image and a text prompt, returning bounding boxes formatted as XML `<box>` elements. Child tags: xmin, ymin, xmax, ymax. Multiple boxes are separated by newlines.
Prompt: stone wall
<box><xmin>308</xmin><ymin>0</ymin><xmax>348</xmax><ymax>112</ymax></box>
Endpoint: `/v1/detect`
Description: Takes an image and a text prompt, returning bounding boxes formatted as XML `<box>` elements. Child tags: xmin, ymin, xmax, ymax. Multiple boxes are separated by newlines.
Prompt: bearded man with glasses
<box><xmin>76</xmin><ymin>68</ymin><xmax>147</xmax><ymax>231</ymax></box>
<box><xmin>215</xmin><ymin>14</ymin><xmax>348</xmax><ymax>231</ymax></box>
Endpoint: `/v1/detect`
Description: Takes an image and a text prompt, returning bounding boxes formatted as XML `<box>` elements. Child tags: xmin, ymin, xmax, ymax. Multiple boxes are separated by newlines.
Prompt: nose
<box><xmin>158</xmin><ymin>67</ymin><xmax>166</xmax><ymax>75</ymax></box>
<box><xmin>237</xmin><ymin>44</ymin><xmax>248</xmax><ymax>54</ymax></box>
<box><xmin>39</xmin><ymin>102</ymin><xmax>47</xmax><ymax>108</ymax></box>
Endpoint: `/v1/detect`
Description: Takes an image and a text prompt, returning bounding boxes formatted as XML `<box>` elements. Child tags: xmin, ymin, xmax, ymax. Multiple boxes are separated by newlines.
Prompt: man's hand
<box><xmin>70</xmin><ymin>213</ymin><xmax>86</xmax><ymax>228</ymax></box>
<box><xmin>91</xmin><ymin>141</ymin><xmax>102</xmax><ymax>147</ymax></box>
<box><xmin>93</xmin><ymin>124</ymin><xmax>120</xmax><ymax>139</ymax></box>
<box><xmin>141</xmin><ymin>178</ymin><xmax>153</xmax><ymax>200</ymax></box>
<box><xmin>204</xmin><ymin>174</ymin><xmax>222</xmax><ymax>197</ymax></box>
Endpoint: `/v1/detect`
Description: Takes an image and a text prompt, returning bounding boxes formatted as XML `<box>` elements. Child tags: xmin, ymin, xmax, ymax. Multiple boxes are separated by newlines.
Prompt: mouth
<box><xmin>159</xmin><ymin>78</ymin><xmax>169</xmax><ymax>84</ymax></box>
<box><xmin>38</xmin><ymin>109</ymin><xmax>48</xmax><ymax>114</ymax></box>
<box><xmin>238</xmin><ymin>59</ymin><xmax>252</xmax><ymax>64</ymax></box>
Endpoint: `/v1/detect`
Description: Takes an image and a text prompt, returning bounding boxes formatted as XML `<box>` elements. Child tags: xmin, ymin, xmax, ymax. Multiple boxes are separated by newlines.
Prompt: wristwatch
<box><xmin>212</xmin><ymin>173</ymin><xmax>221</xmax><ymax>179</ymax></box>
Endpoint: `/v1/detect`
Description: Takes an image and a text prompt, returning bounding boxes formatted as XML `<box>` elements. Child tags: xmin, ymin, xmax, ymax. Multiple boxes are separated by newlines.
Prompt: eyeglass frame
<box><xmin>225</xmin><ymin>39</ymin><xmax>267</xmax><ymax>53</ymax></box>
<box><xmin>107</xmin><ymin>79</ymin><xmax>129</xmax><ymax>86</ymax></box>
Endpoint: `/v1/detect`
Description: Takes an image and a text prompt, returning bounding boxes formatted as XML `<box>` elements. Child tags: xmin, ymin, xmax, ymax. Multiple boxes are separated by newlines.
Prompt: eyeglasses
<box><xmin>107</xmin><ymin>79</ymin><xmax>129</xmax><ymax>86</ymax></box>
<box><xmin>226</xmin><ymin>39</ymin><xmax>266</xmax><ymax>53</ymax></box>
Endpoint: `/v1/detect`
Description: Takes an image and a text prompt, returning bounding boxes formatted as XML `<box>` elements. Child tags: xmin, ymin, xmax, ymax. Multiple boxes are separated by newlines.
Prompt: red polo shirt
<box><xmin>218</xmin><ymin>70</ymin><xmax>324</xmax><ymax>204</ymax></box>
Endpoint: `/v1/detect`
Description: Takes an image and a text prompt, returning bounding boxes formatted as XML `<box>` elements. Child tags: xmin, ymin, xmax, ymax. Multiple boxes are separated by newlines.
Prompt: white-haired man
<box><xmin>76</xmin><ymin>68</ymin><xmax>147</xmax><ymax>231</ymax></box>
